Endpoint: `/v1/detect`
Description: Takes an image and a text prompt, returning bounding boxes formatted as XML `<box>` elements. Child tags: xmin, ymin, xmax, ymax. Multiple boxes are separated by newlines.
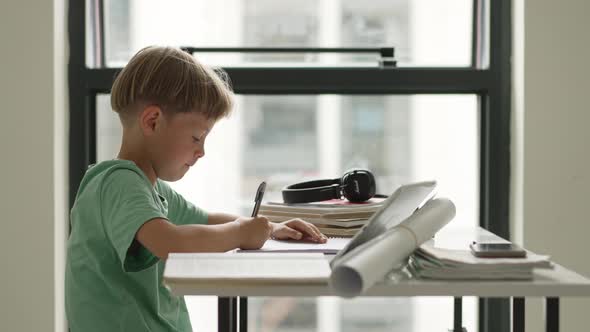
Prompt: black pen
<box><xmin>251</xmin><ymin>181</ymin><xmax>266</xmax><ymax>217</ymax></box>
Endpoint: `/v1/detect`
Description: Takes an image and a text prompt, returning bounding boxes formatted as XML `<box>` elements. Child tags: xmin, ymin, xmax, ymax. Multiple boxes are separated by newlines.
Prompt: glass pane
<box><xmin>96</xmin><ymin>93</ymin><xmax>478</xmax><ymax>331</ymax></box>
<box><xmin>248</xmin><ymin>297</ymin><xmax>478</xmax><ymax>332</ymax></box>
<box><xmin>99</xmin><ymin>0</ymin><xmax>472</xmax><ymax>67</ymax></box>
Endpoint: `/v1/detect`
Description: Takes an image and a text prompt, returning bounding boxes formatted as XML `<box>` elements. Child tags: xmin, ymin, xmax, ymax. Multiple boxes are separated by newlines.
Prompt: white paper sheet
<box><xmin>237</xmin><ymin>237</ymin><xmax>351</xmax><ymax>254</ymax></box>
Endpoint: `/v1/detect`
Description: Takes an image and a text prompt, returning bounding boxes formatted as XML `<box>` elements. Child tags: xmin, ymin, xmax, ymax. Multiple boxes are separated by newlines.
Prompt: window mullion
<box><xmin>85</xmin><ymin>67</ymin><xmax>492</xmax><ymax>95</ymax></box>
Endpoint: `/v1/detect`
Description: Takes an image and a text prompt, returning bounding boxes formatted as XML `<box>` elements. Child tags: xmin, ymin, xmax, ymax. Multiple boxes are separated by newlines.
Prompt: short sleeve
<box><xmin>156</xmin><ymin>180</ymin><xmax>208</xmax><ymax>226</ymax></box>
<box><xmin>100</xmin><ymin>169</ymin><xmax>167</xmax><ymax>272</ymax></box>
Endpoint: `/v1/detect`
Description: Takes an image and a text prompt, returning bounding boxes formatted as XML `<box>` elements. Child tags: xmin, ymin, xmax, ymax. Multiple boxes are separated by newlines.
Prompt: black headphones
<box><xmin>282</xmin><ymin>169</ymin><xmax>377</xmax><ymax>204</ymax></box>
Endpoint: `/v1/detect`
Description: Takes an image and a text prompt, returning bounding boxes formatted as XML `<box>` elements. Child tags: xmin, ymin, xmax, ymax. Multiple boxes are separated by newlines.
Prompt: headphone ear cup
<box><xmin>341</xmin><ymin>169</ymin><xmax>376</xmax><ymax>202</ymax></box>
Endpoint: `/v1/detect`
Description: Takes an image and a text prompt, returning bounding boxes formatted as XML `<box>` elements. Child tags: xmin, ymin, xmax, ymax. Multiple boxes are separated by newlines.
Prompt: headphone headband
<box><xmin>282</xmin><ymin>169</ymin><xmax>376</xmax><ymax>204</ymax></box>
<box><xmin>281</xmin><ymin>179</ymin><xmax>341</xmax><ymax>204</ymax></box>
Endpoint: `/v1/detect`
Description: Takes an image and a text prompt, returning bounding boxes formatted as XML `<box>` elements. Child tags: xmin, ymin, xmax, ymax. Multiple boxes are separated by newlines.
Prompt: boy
<box><xmin>65</xmin><ymin>46</ymin><xmax>327</xmax><ymax>332</ymax></box>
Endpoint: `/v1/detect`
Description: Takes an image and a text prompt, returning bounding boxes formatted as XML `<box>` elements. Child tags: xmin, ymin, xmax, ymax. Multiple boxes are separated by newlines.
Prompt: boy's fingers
<box><xmin>301</xmin><ymin>224</ymin><xmax>325</xmax><ymax>242</ymax></box>
<box><xmin>288</xmin><ymin>229</ymin><xmax>303</xmax><ymax>240</ymax></box>
<box><xmin>308</xmin><ymin>224</ymin><xmax>325</xmax><ymax>238</ymax></box>
<box><xmin>288</xmin><ymin>220</ymin><xmax>326</xmax><ymax>242</ymax></box>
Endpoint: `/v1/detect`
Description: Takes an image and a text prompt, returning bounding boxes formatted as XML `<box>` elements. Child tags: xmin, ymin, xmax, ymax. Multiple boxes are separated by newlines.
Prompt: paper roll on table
<box><xmin>330</xmin><ymin>198</ymin><xmax>456</xmax><ymax>297</ymax></box>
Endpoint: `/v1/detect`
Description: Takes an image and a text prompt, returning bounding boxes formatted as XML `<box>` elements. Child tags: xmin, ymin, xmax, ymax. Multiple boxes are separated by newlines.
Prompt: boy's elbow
<box><xmin>136</xmin><ymin>218</ymin><xmax>186</xmax><ymax>259</ymax></box>
<box><xmin>150</xmin><ymin>246</ymin><xmax>172</xmax><ymax>260</ymax></box>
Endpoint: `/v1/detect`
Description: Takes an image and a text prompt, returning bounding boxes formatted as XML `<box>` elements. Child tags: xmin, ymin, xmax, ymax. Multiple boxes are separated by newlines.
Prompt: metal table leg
<box><xmin>512</xmin><ymin>297</ymin><xmax>525</xmax><ymax>332</ymax></box>
<box><xmin>219</xmin><ymin>297</ymin><xmax>237</xmax><ymax>332</ymax></box>
<box><xmin>450</xmin><ymin>297</ymin><xmax>467</xmax><ymax>332</ymax></box>
<box><xmin>545</xmin><ymin>297</ymin><xmax>559</xmax><ymax>332</ymax></box>
<box><xmin>239</xmin><ymin>297</ymin><xmax>248</xmax><ymax>332</ymax></box>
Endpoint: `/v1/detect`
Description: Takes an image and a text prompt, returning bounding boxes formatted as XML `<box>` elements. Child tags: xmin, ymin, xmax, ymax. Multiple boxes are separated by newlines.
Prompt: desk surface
<box><xmin>165</xmin><ymin>226</ymin><xmax>590</xmax><ymax>298</ymax></box>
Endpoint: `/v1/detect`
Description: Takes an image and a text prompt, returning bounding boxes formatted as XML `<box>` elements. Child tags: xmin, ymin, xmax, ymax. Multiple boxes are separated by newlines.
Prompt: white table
<box><xmin>165</xmin><ymin>227</ymin><xmax>590</xmax><ymax>332</ymax></box>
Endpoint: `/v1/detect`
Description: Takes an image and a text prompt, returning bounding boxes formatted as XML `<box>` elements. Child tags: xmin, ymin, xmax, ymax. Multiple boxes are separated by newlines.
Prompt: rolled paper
<box><xmin>330</xmin><ymin>198</ymin><xmax>456</xmax><ymax>297</ymax></box>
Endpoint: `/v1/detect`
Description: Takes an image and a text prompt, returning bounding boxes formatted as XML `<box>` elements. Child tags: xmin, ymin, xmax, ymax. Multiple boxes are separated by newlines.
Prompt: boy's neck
<box><xmin>117</xmin><ymin>143</ymin><xmax>157</xmax><ymax>186</ymax></box>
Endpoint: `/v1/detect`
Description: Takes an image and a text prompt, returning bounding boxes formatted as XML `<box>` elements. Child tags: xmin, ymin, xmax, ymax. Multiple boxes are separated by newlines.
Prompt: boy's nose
<box><xmin>195</xmin><ymin>147</ymin><xmax>205</xmax><ymax>159</ymax></box>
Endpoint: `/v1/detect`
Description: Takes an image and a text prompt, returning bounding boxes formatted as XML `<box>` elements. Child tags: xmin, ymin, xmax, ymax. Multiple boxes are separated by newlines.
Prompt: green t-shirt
<box><xmin>65</xmin><ymin>160</ymin><xmax>208</xmax><ymax>332</ymax></box>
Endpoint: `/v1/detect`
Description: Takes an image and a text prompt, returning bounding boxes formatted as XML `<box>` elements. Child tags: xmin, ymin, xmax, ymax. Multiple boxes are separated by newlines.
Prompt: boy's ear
<box><xmin>139</xmin><ymin>105</ymin><xmax>163</xmax><ymax>136</ymax></box>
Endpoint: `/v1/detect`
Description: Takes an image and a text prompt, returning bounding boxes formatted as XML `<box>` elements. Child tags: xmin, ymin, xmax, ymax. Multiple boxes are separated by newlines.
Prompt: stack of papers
<box><xmin>408</xmin><ymin>240</ymin><xmax>553</xmax><ymax>280</ymax></box>
<box><xmin>259</xmin><ymin>198</ymin><xmax>385</xmax><ymax>237</ymax></box>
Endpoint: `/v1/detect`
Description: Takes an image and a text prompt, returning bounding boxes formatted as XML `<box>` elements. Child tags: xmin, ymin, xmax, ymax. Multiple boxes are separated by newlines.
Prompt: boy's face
<box><xmin>146</xmin><ymin>108</ymin><xmax>216</xmax><ymax>182</ymax></box>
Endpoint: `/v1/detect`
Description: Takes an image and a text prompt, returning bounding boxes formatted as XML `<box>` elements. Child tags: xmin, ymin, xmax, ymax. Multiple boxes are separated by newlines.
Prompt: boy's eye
<box><xmin>192</xmin><ymin>136</ymin><xmax>200</xmax><ymax>143</ymax></box>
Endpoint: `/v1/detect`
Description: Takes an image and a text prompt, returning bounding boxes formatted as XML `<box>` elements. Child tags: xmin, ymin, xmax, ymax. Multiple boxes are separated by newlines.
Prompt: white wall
<box><xmin>0</xmin><ymin>0</ymin><xmax>67</xmax><ymax>331</ymax></box>
<box><xmin>518</xmin><ymin>1</ymin><xmax>590</xmax><ymax>331</ymax></box>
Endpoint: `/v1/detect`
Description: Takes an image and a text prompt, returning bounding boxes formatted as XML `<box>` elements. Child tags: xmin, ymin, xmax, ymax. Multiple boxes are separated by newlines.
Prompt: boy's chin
<box><xmin>159</xmin><ymin>170</ymin><xmax>186</xmax><ymax>182</ymax></box>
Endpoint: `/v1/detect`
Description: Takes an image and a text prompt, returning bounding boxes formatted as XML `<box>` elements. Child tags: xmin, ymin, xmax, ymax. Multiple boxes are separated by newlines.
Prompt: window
<box><xmin>98</xmin><ymin>0</ymin><xmax>471</xmax><ymax>68</ymax></box>
<box><xmin>97</xmin><ymin>91</ymin><xmax>478</xmax><ymax>331</ymax></box>
<box><xmin>72</xmin><ymin>0</ymin><xmax>511</xmax><ymax>331</ymax></box>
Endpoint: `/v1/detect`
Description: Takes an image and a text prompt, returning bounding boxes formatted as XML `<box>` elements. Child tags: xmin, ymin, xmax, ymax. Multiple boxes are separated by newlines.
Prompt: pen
<box><xmin>251</xmin><ymin>181</ymin><xmax>266</xmax><ymax>217</ymax></box>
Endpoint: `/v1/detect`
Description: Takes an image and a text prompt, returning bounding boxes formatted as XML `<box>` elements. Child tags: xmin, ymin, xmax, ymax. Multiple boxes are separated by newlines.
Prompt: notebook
<box><xmin>238</xmin><ymin>237</ymin><xmax>350</xmax><ymax>254</ymax></box>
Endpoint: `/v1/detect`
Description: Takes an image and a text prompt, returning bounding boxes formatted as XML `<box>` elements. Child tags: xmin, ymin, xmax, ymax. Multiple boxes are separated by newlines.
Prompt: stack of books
<box><xmin>408</xmin><ymin>240</ymin><xmax>552</xmax><ymax>280</ymax></box>
<box><xmin>259</xmin><ymin>198</ymin><xmax>385</xmax><ymax>237</ymax></box>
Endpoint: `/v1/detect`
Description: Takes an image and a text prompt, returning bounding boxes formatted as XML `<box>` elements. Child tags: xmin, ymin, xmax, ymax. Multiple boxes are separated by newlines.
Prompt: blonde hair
<box><xmin>110</xmin><ymin>46</ymin><xmax>234</xmax><ymax>123</ymax></box>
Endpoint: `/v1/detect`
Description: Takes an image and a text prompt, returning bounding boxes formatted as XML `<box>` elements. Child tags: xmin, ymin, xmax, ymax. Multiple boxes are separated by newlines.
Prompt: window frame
<box><xmin>67</xmin><ymin>1</ymin><xmax>512</xmax><ymax>331</ymax></box>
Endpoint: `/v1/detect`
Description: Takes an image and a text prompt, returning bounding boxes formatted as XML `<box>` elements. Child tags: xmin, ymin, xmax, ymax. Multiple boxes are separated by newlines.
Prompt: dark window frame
<box><xmin>68</xmin><ymin>1</ymin><xmax>511</xmax><ymax>331</ymax></box>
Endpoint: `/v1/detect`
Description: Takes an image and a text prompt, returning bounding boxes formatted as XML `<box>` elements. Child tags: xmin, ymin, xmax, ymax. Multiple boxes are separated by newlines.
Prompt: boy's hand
<box><xmin>270</xmin><ymin>219</ymin><xmax>327</xmax><ymax>243</ymax></box>
<box><xmin>236</xmin><ymin>216</ymin><xmax>272</xmax><ymax>250</ymax></box>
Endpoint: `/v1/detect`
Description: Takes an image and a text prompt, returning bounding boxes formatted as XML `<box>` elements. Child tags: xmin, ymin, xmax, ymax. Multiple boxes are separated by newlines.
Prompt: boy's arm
<box><xmin>136</xmin><ymin>218</ymin><xmax>241</xmax><ymax>258</ymax></box>
<box><xmin>136</xmin><ymin>216</ymin><xmax>272</xmax><ymax>259</ymax></box>
<box><xmin>208</xmin><ymin>212</ymin><xmax>240</xmax><ymax>225</ymax></box>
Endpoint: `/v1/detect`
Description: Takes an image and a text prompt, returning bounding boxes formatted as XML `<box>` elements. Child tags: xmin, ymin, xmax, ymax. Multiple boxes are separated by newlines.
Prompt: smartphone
<box><xmin>469</xmin><ymin>242</ymin><xmax>527</xmax><ymax>258</ymax></box>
